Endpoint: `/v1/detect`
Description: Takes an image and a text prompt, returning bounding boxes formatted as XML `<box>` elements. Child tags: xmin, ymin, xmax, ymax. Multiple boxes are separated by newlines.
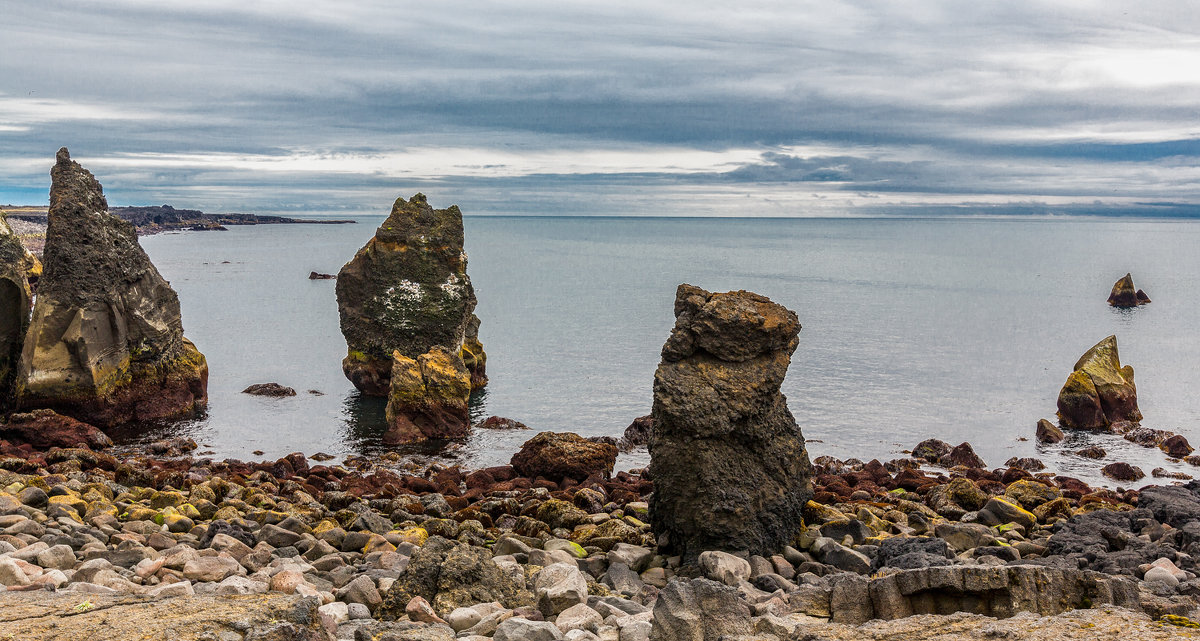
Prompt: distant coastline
<box><xmin>2</xmin><ymin>204</ymin><xmax>356</xmax><ymax>256</ymax></box>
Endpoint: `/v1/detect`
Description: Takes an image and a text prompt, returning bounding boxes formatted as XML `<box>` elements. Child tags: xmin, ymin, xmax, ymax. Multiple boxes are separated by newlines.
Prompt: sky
<box><xmin>3</xmin><ymin>1</ymin><xmax>1200</xmax><ymax>216</ymax></box>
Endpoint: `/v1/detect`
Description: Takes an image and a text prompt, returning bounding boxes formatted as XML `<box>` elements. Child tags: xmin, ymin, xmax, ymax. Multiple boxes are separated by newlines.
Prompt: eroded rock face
<box><xmin>0</xmin><ymin>215</ymin><xmax>34</xmax><ymax>408</ymax></box>
<box><xmin>1056</xmin><ymin>335</ymin><xmax>1140</xmax><ymax>430</ymax></box>
<box><xmin>649</xmin><ymin>284</ymin><xmax>812</xmax><ymax>562</ymax></box>
<box><xmin>1108</xmin><ymin>273</ymin><xmax>1150</xmax><ymax>307</ymax></box>
<box><xmin>336</xmin><ymin>193</ymin><xmax>486</xmax><ymax>396</ymax></box>
<box><xmin>16</xmin><ymin>149</ymin><xmax>207</xmax><ymax>427</ymax></box>
<box><xmin>384</xmin><ymin>346</ymin><xmax>472</xmax><ymax>443</ymax></box>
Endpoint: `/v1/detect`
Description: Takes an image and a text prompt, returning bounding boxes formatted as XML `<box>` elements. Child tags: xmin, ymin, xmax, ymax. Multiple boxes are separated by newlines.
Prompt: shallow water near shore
<box><xmin>134</xmin><ymin>215</ymin><xmax>1200</xmax><ymax>487</ymax></box>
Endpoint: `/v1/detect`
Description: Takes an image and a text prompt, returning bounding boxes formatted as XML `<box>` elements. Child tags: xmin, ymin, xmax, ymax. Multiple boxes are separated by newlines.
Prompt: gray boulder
<box><xmin>649</xmin><ymin>577</ymin><xmax>752</xmax><ymax>641</ymax></box>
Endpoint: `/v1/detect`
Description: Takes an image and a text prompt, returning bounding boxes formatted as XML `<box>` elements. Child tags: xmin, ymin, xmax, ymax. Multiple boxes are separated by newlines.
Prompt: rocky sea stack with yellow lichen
<box><xmin>336</xmin><ymin>193</ymin><xmax>486</xmax><ymax>442</ymax></box>
<box><xmin>0</xmin><ymin>213</ymin><xmax>36</xmax><ymax>410</ymax></box>
<box><xmin>14</xmin><ymin>148</ymin><xmax>208</xmax><ymax>427</ymax></box>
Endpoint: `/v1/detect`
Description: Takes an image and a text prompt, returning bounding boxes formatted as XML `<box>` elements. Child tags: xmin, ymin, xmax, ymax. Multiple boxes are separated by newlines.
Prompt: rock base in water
<box><xmin>649</xmin><ymin>284</ymin><xmax>813</xmax><ymax>562</ymax></box>
<box><xmin>1056</xmin><ymin>335</ymin><xmax>1140</xmax><ymax>430</ymax></box>
<box><xmin>384</xmin><ymin>347</ymin><xmax>472</xmax><ymax>443</ymax></box>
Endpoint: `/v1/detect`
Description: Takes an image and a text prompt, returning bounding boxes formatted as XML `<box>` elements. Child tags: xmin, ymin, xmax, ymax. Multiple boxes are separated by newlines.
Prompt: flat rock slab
<box><xmin>0</xmin><ymin>591</ymin><xmax>329</xmax><ymax>640</ymax></box>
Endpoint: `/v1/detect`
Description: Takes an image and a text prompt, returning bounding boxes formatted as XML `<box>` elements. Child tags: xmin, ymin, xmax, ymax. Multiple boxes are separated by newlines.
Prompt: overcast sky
<box><xmin>3</xmin><ymin>1</ymin><xmax>1200</xmax><ymax>215</ymax></box>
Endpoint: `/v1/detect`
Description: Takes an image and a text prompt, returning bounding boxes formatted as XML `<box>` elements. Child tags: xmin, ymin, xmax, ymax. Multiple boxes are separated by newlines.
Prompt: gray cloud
<box><xmin>3</xmin><ymin>1</ymin><xmax>1200</xmax><ymax>213</ymax></box>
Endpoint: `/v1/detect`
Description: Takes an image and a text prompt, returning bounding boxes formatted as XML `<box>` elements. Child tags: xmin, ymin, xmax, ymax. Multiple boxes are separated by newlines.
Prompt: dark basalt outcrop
<box><xmin>0</xmin><ymin>215</ymin><xmax>35</xmax><ymax>409</ymax></box>
<box><xmin>1108</xmin><ymin>273</ymin><xmax>1150</xmax><ymax>307</ymax></box>
<box><xmin>649</xmin><ymin>284</ymin><xmax>813</xmax><ymax>562</ymax></box>
<box><xmin>336</xmin><ymin>193</ymin><xmax>486</xmax><ymax>397</ymax></box>
<box><xmin>510</xmin><ymin>431</ymin><xmax>618</xmax><ymax>482</ymax></box>
<box><xmin>1056</xmin><ymin>335</ymin><xmax>1140</xmax><ymax>430</ymax></box>
<box><xmin>15</xmin><ymin>149</ymin><xmax>208</xmax><ymax>427</ymax></box>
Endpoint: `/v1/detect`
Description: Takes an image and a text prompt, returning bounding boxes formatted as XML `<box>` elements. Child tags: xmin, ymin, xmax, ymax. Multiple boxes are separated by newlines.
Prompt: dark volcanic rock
<box><xmin>336</xmin><ymin>193</ymin><xmax>486</xmax><ymax>396</ymax></box>
<box><xmin>0</xmin><ymin>215</ymin><xmax>34</xmax><ymax>408</ymax></box>
<box><xmin>242</xmin><ymin>383</ymin><xmax>297</xmax><ymax>397</ymax></box>
<box><xmin>649</xmin><ymin>284</ymin><xmax>812</xmax><ymax>562</ymax></box>
<box><xmin>650</xmin><ymin>577</ymin><xmax>752</xmax><ymax>641</ymax></box>
<box><xmin>912</xmin><ymin>438</ymin><xmax>952</xmax><ymax>463</ymax></box>
<box><xmin>377</xmin><ymin>536</ymin><xmax>531</xmax><ymax>617</ymax></box>
<box><xmin>1035</xmin><ymin>418</ymin><xmax>1064</xmax><ymax>444</ymax></box>
<box><xmin>1042</xmin><ymin>509</ymin><xmax>1190</xmax><ymax>576</ymax></box>
<box><xmin>1108</xmin><ymin>273</ymin><xmax>1149</xmax><ymax>308</ymax></box>
<box><xmin>1101</xmin><ymin>461</ymin><xmax>1144</xmax><ymax>482</ymax></box>
<box><xmin>1161</xmin><ymin>434</ymin><xmax>1194</xmax><ymax>458</ymax></box>
<box><xmin>510</xmin><ymin>431</ymin><xmax>617</xmax><ymax>482</ymax></box>
<box><xmin>1056</xmin><ymin>335</ymin><xmax>1141</xmax><ymax>431</ymax></box>
<box><xmin>618</xmin><ymin>415</ymin><xmax>653</xmax><ymax>451</ymax></box>
<box><xmin>0</xmin><ymin>408</ymin><xmax>112</xmax><ymax>449</ymax></box>
<box><xmin>1075</xmin><ymin>446</ymin><xmax>1107</xmax><ymax>459</ymax></box>
<box><xmin>1138</xmin><ymin>481</ymin><xmax>1200</xmax><ymax>529</ymax></box>
<box><xmin>940</xmin><ymin>442</ymin><xmax>986</xmax><ymax>468</ymax></box>
<box><xmin>307</xmin><ymin>271</ymin><xmax>335</xmax><ymax>280</ymax></box>
<box><xmin>476</xmin><ymin>416</ymin><xmax>529</xmax><ymax>430</ymax></box>
<box><xmin>16</xmin><ymin>149</ymin><xmax>208</xmax><ymax>427</ymax></box>
<box><xmin>872</xmin><ymin>537</ymin><xmax>954</xmax><ymax>571</ymax></box>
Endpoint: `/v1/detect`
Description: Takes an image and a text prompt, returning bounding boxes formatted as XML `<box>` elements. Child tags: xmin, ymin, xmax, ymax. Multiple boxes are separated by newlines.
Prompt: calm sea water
<box><xmin>135</xmin><ymin>216</ymin><xmax>1200</xmax><ymax>487</ymax></box>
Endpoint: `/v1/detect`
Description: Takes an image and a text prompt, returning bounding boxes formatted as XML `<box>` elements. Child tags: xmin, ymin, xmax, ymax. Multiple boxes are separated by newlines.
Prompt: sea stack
<box><xmin>1056</xmin><ymin>335</ymin><xmax>1140</xmax><ymax>431</ymax></box>
<box><xmin>336</xmin><ymin>193</ymin><xmax>486</xmax><ymax>441</ymax></box>
<box><xmin>16</xmin><ymin>148</ymin><xmax>208</xmax><ymax>427</ymax></box>
<box><xmin>648</xmin><ymin>284</ymin><xmax>813</xmax><ymax>562</ymax></box>
<box><xmin>1107</xmin><ymin>273</ymin><xmax>1150</xmax><ymax>307</ymax></box>
<box><xmin>0</xmin><ymin>214</ymin><xmax>35</xmax><ymax>408</ymax></box>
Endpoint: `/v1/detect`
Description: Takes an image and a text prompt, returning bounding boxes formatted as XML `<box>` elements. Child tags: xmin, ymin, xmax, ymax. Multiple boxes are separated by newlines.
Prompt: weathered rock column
<box><xmin>649</xmin><ymin>284</ymin><xmax>813</xmax><ymax>562</ymax></box>
<box><xmin>337</xmin><ymin>193</ymin><xmax>487</xmax><ymax>442</ymax></box>
<box><xmin>0</xmin><ymin>214</ymin><xmax>34</xmax><ymax>408</ymax></box>
<box><xmin>16</xmin><ymin>148</ymin><xmax>208</xmax><ymax>427</ymax></box>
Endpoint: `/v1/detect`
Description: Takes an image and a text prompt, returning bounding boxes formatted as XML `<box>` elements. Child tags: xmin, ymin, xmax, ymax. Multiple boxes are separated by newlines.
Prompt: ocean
<box><xmin>134</xmin><ymin>215</ymin><xmax>1200</xmax><ymax>487</ymax></box>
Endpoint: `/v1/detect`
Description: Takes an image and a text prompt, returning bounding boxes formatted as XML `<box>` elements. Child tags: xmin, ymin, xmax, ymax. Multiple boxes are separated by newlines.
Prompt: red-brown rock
<box><xmin>510</xmin><ymin>431</ymin><xmax>618</xmax><ymax>482</ymax></box>
<box><xmin>1101</xmin><ymin>462</ymin><xmax>1145</xmax><ymax>482</ymax></box>
<box><xmin>0</xmin><ymin>409</ymin><xmax>112</xmax><ymax>450</ymax></box>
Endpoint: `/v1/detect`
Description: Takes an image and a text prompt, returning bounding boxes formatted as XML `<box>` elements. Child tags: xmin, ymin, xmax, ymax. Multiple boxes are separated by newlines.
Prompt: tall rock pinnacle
<box><xmin>16</xmin><ymin>148</ymin><xmax>208</xmax><ymax>426</ymax></box>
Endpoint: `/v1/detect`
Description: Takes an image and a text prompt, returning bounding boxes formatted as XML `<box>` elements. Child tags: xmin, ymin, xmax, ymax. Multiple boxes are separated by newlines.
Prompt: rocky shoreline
<box><xmin>0</xmin><ymin>428</ymin><xmax>1198</xmax><ymax>640</ymax></box>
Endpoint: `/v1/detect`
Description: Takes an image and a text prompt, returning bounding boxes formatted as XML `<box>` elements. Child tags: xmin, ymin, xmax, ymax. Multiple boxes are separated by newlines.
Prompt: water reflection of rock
<box><xmin>337</xmin><ymin>388</ymin><xmax>489</xmax><ymax>457</ymax></box>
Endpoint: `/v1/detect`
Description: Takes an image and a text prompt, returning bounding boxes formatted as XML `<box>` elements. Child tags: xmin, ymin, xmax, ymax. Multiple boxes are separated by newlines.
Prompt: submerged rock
<box><xmin>384</xmin><ymin>346</ymin><xmax>472</xmax><ymax>443</ymax></box>
<box><xmin>649</xmin><ymin>284</ymin><xmax>812</xmax><ymax>561</ymax></box>
<box><xmin>1056</xmin><ymin>335</ymin><xmax>1140</xmax><ymax>431</ymax></box>
<box><xmin>336</xmin><ymin>193</ymin><xmax>486</xmax><ymax>396</ymax></box>
<box><xmin>242</xmin><ymin>383</ymin><xmax>297</xmax><ymax>397</ymax></box>
<box><xmin>0</xmin><ymin>214</ymin><xmax>34</xmax><ymax>408</ymax></box>
<box><xmin>16</xmin><ymin>149</ymin><xmax>208</xmax><ymax>427</ymax></box>
<box><xmin>1108</xmin><ymin>273</ymin><xmax>1150</xmax><ymax>308</ymax></box>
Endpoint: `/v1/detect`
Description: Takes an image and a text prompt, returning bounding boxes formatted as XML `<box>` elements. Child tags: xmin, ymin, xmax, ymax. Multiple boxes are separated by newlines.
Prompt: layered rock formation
<box><xmin>0</xmin><ymin>214</ymin><xmax>35</xmax><ymax>408</ymax></box>
<box><xmin>15</xmin><ymin>148</ymin><xmax>208</xmax><ymax>427</ymax></box>
<box><xmin>1108</xmin><ymin>273</ymin><xmax>1151</xmax><ymax>307</ymax></box>
<box><xmin>336</xmin><ymin>193</ymin><xmax>486</xmax><ymax>397</ymax></box>
<box><xmin>383</xmin><ymin>346</ymin><xmax>472</xmax><ymax>443</ymax></box>
<box><xmin>649</xmin><ymin>284</ymin><xmax>812</xmax><ymax>562</ymax></box>
<box><xmin>1056</xmin><ymin>335</ymin><xmax>1140</xmax><ymax>430</ymax></box>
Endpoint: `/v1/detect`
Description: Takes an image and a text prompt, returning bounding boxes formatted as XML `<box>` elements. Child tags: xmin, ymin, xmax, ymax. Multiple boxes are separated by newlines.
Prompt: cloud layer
<box><xmin>3</xmin><ymin>1</ymin><xmax>1200</xmax><ymax>214</ymax></box>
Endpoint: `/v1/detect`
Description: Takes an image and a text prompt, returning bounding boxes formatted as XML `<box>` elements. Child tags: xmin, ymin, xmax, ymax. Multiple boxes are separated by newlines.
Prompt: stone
<box><xmin>607</xmin><ymin>543</ymin><xmax>653</xmax><ymax>573</ymax></box>
<box><xmin>933</xmin><ymin>522</ymin><xmax>996</xmax><ymax>552</ymax></box>
<box><xmin>618</xmin><ymin>416</ymin><xmax>653</xmax><ymax>451</ymax></box>
<box><xmin>1161</xmin><ymin>434</ymin><xmax>1194</xmax><ymax>458</ymax></box>
<box><xmin>1057</xmin><ymin>335</ymin><xmax>1140</xmax><ymax>430</ymax></box>
<box><xmin>337</xmin><ymin>574</ymin><xmax>382</xmax><ymax>612</ymax></box>
<box><xmin>494</xmin><ymin>618</ymin><xmax>563</xmax><ymax>641</ymax></box>
<box><xmin>535</xmin><ymin>562</ymin><xmax>589</xmax><ymax>615</ymax></box>
<box><xmin>1003</xmin><ymin>457</ymin><xmax>1045</xmax><ymax>472</ymax></box>
<box><xmin>182</xmin><ymin>555</ymin><xmax>243</xmax><ymax>582</ymax></box>
<box><xmin>35</xmin><ymin>544</ymin><xmax>76</xmax><ymax>570</ymax></box>
<box><xmin>1144</xmin><ymin>566</ymin><xmax>1179</xmax><ymax>587</ymax></box>
<box><xmin>319</xmin><ymin>601</ymin><xmax>349</xmax><ymax>625</ymax></box>
<box><xmin>383</xmin><ymin>346</ymin><xmax>472</xmax><ymax>443</ymax></box>
<box><xmin>1076</xmin><ymin>445</ymin><xmax>1106</xmax><ymax>459</ymax></box>
<box><xmin>1108</xmin><ymin>273</ymin><xmax>1148</xmax><ymax>308</ymax></box>
<box><xmin>215</xmin><ymin>575</ymin><xmax>269</xmax><ymax>595</ymax></box>
<box><xmin>649</xmin><ymin>285</ymin><xmax>812</xmax><ymax>561</ymax></box>
<box><xmin>1004</xmin><ymin>479</ymin><xmax>1061</xmax><ymax>510</ymax></box>
<box><xmin>1138</xmin><ymin>481</ymin><xmax>1200</xmax><ymax>528</ymax></box>
<box><xmin>1102</xmin><ymin>461</ymin><xmax>1145</xmax><ymax>482</ymax></box>
<box><xmin>939</xmin><ymin>442</ymin><xmax>986</xmax><ymax>468</ymax></box>
<box><xmin>1035</xmin><ymin>418</ymin><xmax>1064</xmax><ymax>443</ymax></box>
<box><xmin>872</xmin><ymin>536</ymin><xmax>953</xmax><ymax>570</ymax></box>
<box><xmin>511</xmin><ymin>431</ymin><xmax>618</xmax><ymax>482</ymax></box>
<box><xmin>270</xmin><ymin>569</ymin><xmax>308</xmax><ymax>594</ymax></box>
<box><xmin>241</xmin><ymin>383</ymin><xmax>296</xmax><ymax>397</ymax></box>
<box><xmin>378</xmin><ymin>536</ymin><xmax>531</xmax><ymax>618</ymax></box>
<box><xmin>406</xmin><ymin>595</ymin><xmax>447</xmax><ymax>624</ymax></box>
<box><xmin>554</xmin><ymin>603</ymin><xmax>602</xmax><ymax>633</ymax></box>
<box><xmin>147</xmin><ymin>580</ymin><xmax>195</xmax><ymax>597</ymax></box>
<box><xmin>649</xmin><ymin>577</ymin><xmax>751</xmax><ymax>641</ymax></box>
<box><xmin>977</xmin><ymin>497</ymin><xmax>1037</xmax><ymax>529</ymax></box>
<box><xmin>912</xmin><ymin>438</ymin><xmax>952</xmax><ymax>462</ymax></box>
<box><xmin>347</xmin><ymin>602</ymin><xmax>372</xmax><ymax>619</ymax></box>
<box><xmin>15</xmin><ymin>149</ymin><xmax>207</xmax><ymax>426</ymax></box>
<box><xmin>0</xmin><ymin>409</ymin><xmax>112</xmax><ymax>449</ymax></box>
<box><xmin>697</xmin><ymin>550</ymin><xmax>751</xmax><ymax>586</ymax></box>
<box><xmin>811</xmin><ymin>538</ymin><xmax>872</xmax><ymax>574</ymax></box>
<box><xmin>0</xmin><ymin>556</ymin><xmax>31</xmax><ymax>586</ymax></box>
<box><xmin>336</xmin><ymin>193</ymin><xmax>486</xmax><ymax>395</ymax></box>
<box><xmin>0</xmin><ymin>213</ymin><xmax>35</xmax><ymax>409</ymax></box>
